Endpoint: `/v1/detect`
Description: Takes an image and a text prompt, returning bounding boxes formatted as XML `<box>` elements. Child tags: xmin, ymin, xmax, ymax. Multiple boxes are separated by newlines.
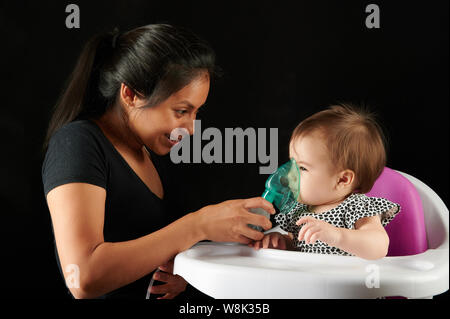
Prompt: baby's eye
<box><xmin>299</xmin><ymin>166</ymin><xmax>307</xmax><ymax>171</ymax></box>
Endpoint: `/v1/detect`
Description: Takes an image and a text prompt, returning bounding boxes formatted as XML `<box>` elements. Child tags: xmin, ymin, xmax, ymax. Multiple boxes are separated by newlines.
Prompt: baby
<box><xmin>249</xmin><ymin>104</ymin><xmax>400</xmax><ymax>260</ymax></box>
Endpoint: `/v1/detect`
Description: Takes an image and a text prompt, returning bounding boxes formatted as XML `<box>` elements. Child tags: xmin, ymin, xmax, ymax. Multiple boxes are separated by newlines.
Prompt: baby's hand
<box><xmin>296</xmin><ymin>216</ymin><xmax>342</xmax><ymax>247</ymax></box>
<box><xmin>248</xmin><ymin>232</ymin><xmax>289</xmax><ymax>250</ymax></box>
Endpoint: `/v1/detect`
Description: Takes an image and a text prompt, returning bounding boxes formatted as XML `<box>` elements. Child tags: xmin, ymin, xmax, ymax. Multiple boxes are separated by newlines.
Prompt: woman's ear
<box><xmin>337</xmin><ymin>169</ymin><xmax>355</xmax><ymax>189</ymax></box>
<box><xmin>120</xmin><ymin>83</ymin><xmax>143</xmax><ymax>109</ymax></box>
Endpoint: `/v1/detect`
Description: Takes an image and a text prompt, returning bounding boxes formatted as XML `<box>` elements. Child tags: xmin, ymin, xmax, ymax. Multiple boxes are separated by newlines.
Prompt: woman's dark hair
<box><xmin>43</xmin><ymin>24</ymin><xmax>217</xmax><ymax>151</ymax></box>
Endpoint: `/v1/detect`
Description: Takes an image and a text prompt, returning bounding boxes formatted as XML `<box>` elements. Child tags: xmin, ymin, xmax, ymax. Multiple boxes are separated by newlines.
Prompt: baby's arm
<box><xmin>297</xmin><ymin>216</ymin><xmax>389</xmax><ymax>260</ymax></box>
<box><xmin>337</xmin><ymin>216</ymin><xmax>390</xmax><ymax>259</ymax></box>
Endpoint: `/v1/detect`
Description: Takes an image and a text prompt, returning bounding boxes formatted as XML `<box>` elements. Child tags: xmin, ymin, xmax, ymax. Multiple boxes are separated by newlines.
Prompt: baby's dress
<box><xmin>274</xmin><ymin>193</ymin><xmax>401</xmax><ymax>256</ymax></box>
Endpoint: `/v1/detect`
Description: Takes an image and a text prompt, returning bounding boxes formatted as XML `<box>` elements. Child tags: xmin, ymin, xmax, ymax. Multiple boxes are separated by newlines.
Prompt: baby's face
<box><xmin>289</xmin><ymin>131</ymin><xmax>342</xmax><ymax>206</ymax></box>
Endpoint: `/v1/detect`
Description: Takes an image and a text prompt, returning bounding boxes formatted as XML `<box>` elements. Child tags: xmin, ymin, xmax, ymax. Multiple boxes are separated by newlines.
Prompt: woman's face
<box><xmin>126</xmin><ymin>74</ymin><xmax>210</xmax><ymax>155</ymax></box>
<box><xmin>289</xmin><ymin>131</ymin><xmax>341</xmax><ymax>206</ymax></box>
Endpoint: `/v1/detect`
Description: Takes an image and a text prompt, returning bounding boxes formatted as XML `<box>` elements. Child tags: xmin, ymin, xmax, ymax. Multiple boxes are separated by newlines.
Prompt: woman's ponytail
<box><xmin>43</xmin><ymin>30</ymin><xmax>116</xmax><ymax>151</ymax></box>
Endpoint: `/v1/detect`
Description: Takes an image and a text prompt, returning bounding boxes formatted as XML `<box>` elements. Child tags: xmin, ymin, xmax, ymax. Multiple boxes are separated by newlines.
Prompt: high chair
<box><xmin>174</xmin><ymin>168</ymin><xmax>449</xmax><ymax>298</ymax></box>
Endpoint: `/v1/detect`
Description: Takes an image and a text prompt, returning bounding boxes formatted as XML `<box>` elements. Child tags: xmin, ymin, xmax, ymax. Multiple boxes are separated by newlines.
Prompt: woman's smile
<box><xmin>164</xmin><ymin>133</ymin><xmax>181</xmax><ymax>147</ymax></box>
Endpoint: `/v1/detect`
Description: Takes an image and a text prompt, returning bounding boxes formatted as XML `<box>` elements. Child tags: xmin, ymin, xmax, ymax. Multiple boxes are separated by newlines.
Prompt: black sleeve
<box><xmin>42</xmin><ymin>125</ymin><xmax>107</xmax><ymax>197</ymax></box>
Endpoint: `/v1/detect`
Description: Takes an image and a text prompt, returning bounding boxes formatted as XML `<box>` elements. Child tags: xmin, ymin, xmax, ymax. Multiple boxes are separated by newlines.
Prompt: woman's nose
<box><xmin>185</xmin><ymin>118</ymin><xmax>195</xmax><ymax>136</ymax></box>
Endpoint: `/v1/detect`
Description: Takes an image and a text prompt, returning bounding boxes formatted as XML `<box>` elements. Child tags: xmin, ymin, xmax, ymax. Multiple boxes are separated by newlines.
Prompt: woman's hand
<box><xmin>149</xmin><ymin>259</ymin><xmax>187</xmax><ymax>299</ymax></box>
<box><xmin>195</xmin><ymin>197</ymin><xmax>276</xmax><ymax>244</ymax></box>
<box><xmin>296</xmin><ymin>216</ymin><xmax>343</xmax><ymax>247</ymax></box>
<box><xmin>248</xmin><ymin>232</ymin><xmax>291</xmax><ymax>250</ymax></box>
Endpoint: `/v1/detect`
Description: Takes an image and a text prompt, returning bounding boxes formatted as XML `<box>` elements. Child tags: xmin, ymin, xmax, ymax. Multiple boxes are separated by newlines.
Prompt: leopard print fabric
<box><xmin>274</xmin><ymin>193</ymin><xmax>401</xmax><ymax>256</ymax></box>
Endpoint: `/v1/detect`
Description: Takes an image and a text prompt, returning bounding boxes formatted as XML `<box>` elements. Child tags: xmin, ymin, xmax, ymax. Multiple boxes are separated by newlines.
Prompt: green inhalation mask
<box><xmin>249</xmin><ymin>158</ymin><xmax>301</xmax><ymax>231</ymax></box>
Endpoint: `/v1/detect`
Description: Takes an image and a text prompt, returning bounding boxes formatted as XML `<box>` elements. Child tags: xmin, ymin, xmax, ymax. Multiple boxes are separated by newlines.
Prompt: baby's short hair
<box><xmin>290</xmin><ymin>103</ymin><xmax>387</xmax><ymax>193</ymax></box>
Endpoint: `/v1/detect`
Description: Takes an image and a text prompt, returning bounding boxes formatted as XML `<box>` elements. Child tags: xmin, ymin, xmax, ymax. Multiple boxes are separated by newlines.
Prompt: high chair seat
<box><xmin>366</xmin><ymin>167</ymin><xmax>428</xmax><ymax>256</ymax></box>
<box><xmin>174</xmin><ymin>169</ymin><xmax>449</xmax><ymax>298</ymax></box>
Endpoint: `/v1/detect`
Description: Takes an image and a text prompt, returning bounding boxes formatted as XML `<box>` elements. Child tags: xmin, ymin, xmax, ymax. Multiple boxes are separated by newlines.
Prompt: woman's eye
<box><xmin>175</xmin><ymin>110</ymin><xmax>187</xmax><ymax>115</ymax></box>
<box><xmin>299</xmin><ymin>166</ymin><xmax>307</xmax><ymax>171</ymax></box>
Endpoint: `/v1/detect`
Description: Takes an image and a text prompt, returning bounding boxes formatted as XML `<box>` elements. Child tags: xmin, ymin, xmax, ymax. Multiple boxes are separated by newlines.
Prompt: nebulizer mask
<box><xmin>249</xmin><ymin>158</ymin><xmax>301</xmax><ymax>231</ymax></box>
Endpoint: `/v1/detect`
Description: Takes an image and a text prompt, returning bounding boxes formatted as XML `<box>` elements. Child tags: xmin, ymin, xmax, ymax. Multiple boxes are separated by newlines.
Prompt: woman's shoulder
<box><xmin>42</xmin><ymin>119</ymin><xmax>108</xmax><ymax>196</ymax></box>
<box><xmin>44</xmin><ymin>119</ymin><xmax>108</xmax><ymax>165</ymax></box>
<box><xmin>52</xmin><ymin>119</ymin><xmax>100</xmax><ymax>139</ymax></box>
<box><xmin>48</xmin><ymin>119</ymin><xmax>106</xmax><ymax>150</ymax></box>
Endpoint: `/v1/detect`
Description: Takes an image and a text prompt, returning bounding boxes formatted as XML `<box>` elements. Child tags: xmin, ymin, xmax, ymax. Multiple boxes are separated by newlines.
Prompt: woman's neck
<box><xmin>93</xmin><ymin>107</ymin><xmax>144</xmax><ymax>156</ymax></box>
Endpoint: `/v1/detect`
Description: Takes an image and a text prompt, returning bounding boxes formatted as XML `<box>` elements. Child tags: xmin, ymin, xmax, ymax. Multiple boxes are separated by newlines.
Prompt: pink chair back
<box><xmin>365</xmin><ymin>167</ymin><xmax>428</xmax><ymax>256</ymax></box>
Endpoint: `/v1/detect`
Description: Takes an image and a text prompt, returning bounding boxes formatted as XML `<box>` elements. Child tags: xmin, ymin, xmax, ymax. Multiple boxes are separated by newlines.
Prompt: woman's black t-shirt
<box><xmin>42</xmin><ymin>119</ymin><xmax>173</xmax><ymax>299</ymax></box>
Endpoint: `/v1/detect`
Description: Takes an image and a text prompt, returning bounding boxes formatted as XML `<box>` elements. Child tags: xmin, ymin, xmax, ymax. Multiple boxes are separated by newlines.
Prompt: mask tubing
<box><xmin>145</xmin><ymin>269</ymin><xmax>161</xmax><ymax>299</ymax></box>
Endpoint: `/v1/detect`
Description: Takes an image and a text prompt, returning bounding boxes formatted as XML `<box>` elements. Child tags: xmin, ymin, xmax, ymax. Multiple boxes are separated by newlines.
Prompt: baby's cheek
<box><xmin>299</xmin><ymin>188</ymin><xmax>311</xmax><ymax>204</ymax></box>
<box><xmin>299</xmin><ymin>176</ymin><xmax>313</xmax><ymax>197</ymax></box>
<box><xmin>298</xmin><ymin>176</ymin><xmax>306</xmax><ymax>196</ymax></box>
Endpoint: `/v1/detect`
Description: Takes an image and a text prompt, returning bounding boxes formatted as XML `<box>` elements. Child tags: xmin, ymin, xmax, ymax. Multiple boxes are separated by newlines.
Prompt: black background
<box><xmin>4</xmin><ymin>0</ymin><xmax>448</xmax><ymax>301</ymax></box>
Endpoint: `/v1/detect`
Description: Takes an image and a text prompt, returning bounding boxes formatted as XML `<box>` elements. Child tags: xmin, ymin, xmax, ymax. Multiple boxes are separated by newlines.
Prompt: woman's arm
<box><xmin>47</xmin><ymin>183</ymin><xmax>274</xmax><ymax>298</ymax></box>
<box><xmin>248</xmin><ymin>232</ymin><xmax>297</xmax><ymax>251</ymax></box>
<box><xmin>296</xmin><ymin>215</ymin><xmax>389</xmax><ymax>260</ymax></box>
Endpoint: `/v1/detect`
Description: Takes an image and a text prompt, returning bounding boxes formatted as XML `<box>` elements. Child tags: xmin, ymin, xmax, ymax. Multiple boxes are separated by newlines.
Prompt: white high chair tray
<box><xmin>174</xmin><ymin>239</ymin><xmax>448</xmax><ymax>299</ymax></box>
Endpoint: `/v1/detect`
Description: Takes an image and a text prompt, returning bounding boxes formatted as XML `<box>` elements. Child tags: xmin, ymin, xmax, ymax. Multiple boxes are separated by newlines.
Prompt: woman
<box><xmin>42</xmin><ymin>24</ymin><xmax>274</xmax><ymax>299</ymax></box>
